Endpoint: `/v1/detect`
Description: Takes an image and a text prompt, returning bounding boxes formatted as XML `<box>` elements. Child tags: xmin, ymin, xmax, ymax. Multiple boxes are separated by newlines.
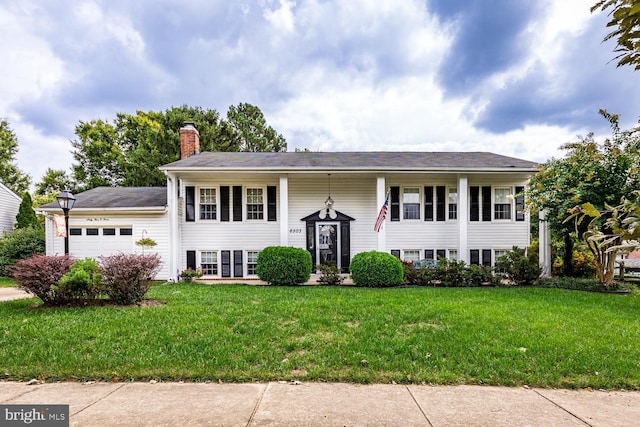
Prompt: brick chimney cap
<box><xmin>181</xmin><ymin>121</ymin><xmax>197</xmax><ymax>130</ymax></box>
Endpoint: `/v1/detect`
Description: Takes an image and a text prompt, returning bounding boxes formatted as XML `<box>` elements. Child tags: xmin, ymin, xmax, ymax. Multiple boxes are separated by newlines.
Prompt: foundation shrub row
<box><xmin>10</xmin><ymin>253</ymin><xmax>161</xmax><ymax>306</ymax></box>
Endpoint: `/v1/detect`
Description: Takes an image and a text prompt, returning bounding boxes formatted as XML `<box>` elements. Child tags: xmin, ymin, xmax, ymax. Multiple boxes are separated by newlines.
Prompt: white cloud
<box><xmin>0</xmin><ymin>4</ymin><xmax>64</xmax><ymax>113</ymax></box>
<box><xmin>263</xmin><ymin>0</ymin><xmax>296</xmax><ymax>34</ymax></box>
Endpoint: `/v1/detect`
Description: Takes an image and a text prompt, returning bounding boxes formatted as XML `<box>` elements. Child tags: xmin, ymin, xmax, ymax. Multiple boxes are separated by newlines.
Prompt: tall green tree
<box><xmin>70</xmin><ymin>104</ymin><xmax>285</xmax><ymax>190</ymax></box>
<box><xmin>592</xmin><ymin>0</ymin><xmax>640</xmax><ymax>70</ymax></box>
<box><xmin>35</xmin><ymin>168</ymin><xmax>74</xmax><ymax>197</ymax></box>
<box><xmin>0</xmin><ymin>119</ymin><xmax>31</xmax><ymax>194</ymax></box>
<box><xmin>227</xmin><ymin>103</ymin><xmax>287</xmax><ymax>152</ymax></box>
<box><xmin>527</xmin><ymin>110</ymin><xmax>640</xmax><ymax>275</ymax></box>
<box><xmin>15</xmin><ymin>193</ymin><xmax>40</xmax><ymax>230</ymax></box>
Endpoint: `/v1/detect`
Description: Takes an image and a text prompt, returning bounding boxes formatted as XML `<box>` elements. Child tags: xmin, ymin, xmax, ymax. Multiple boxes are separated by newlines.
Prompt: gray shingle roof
<box><xmin>39</xmin><ymin>187</ymin><xmax>166</xmax><ymax>210</ymax></box>
<box><xmin>160</xmin><ymin>151</ymin><xmax>538</xmax><ymax>171</ymax></box>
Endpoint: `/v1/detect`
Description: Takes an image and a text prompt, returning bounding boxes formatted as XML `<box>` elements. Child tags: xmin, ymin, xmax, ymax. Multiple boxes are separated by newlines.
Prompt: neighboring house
<box><xmin>41</xmin><ymin>123</ymin><xmax>539</xmax><ymax>282</ymax></box>
<box><xmin>39</xmin><ymin>187</ymin><xmax>170</xmax><ymax>279</ymax></box>
<box><xmin>0</xmin><ymin>182</ymin><xmax>21</xmax><ymax>235</ymax></box>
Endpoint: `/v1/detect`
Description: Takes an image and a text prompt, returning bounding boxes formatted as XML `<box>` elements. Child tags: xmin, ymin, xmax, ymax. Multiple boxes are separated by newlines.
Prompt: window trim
<box><xmin>245</xmin><ymin>186</ymin><xmax>266</xmax><ymax>221</ymax></box>
<box><xmin>198</xmin><ymin>186</ymin><xmax>219</xmax><ymax>221</ymax></box>
<box><xmin>402</xmin><ymin>187</ymin><xmax>421</xmax><ymax>221</ymax></box>
<box><xmin>247</xmin><ymin>250</ymin><xmax>259</xmax><ymax>276</ymax></box>
<box><xmin>493</xmin><ymin>187</ymin><xmax>513</xmax><ymax>221</ymax></box>
<box><xmin>200</xmin><ymin>250</ymin><xmax>219</xmax><ymax>277</ymax></box>
<box><xmin>447</xmin><ymin>187</ymin><xmax>458</xmax><ymax>221</ymax></box>
<box><xmin>402</xmin><ymin>249</ymin><xmax>421</xmax><ymax>263</ymax></box>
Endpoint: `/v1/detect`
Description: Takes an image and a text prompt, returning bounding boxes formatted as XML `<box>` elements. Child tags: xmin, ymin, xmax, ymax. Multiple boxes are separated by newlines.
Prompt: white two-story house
<box><xmin>41</xmin><ymin>123</ymin><xmax>538</xmax><ymax>281</ymax></box>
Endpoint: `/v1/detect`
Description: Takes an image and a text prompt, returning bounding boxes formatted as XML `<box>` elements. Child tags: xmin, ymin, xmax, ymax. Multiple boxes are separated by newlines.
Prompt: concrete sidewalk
<box><xmin>2</xmin><ymin>381</ymin><xmax>640</xmax><ymax>426</ymax></box>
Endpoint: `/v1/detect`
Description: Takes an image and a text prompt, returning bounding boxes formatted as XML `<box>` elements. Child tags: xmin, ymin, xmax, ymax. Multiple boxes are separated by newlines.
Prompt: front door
<box><xmin>317</xmin><ymin>222</ymin><xmax>340</xmax><ymax>267</ymax></box>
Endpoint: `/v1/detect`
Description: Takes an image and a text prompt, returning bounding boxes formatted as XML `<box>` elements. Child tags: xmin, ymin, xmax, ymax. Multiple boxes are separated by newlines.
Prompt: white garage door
<box><xmin>68</xmin><ymin>226</ymin><xmax>135</xmax><ymax>259</ymax></box>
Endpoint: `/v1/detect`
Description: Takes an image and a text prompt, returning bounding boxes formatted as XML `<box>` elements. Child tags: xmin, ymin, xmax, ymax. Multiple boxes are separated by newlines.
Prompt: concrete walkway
<box><xmin>2</xmin><ymin>381</ymin><xmax>640</xmax><ymax>426</ymax></box>
<box><xmin>0</xmin><ymin>287</ymin><xmax>30</xmax><ymax>301</ymax></box>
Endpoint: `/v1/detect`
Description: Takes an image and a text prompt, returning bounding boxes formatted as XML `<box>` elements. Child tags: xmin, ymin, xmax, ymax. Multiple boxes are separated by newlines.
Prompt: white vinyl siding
<box><xmin>0</xmin><ymin>184</ymin><xmax>21</xmax><ymax>234</ymax></box>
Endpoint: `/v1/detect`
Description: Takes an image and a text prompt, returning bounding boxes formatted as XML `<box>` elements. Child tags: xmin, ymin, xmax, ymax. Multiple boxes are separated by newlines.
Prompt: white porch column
<box><xmin>376</xmin><ymin>175</ymin><xmax>386</xmax><ymax>251</ymax></box>
<box><xmin>166</xmin><ymin>172</ymin><xmax>180</xmax><ymax>282</ymax></box>
<box><xmin>539</xmin><ymin>209</ymin><xmax>552</xmax><ymax>278</ymax></box>
<box><xmin>280</xmin><ymin>174</ymin><xmax>289</xmax><ymax>246</ymax></box>
<box><xmin>457</xmin><ymin>174</ymin><xmax>469</xmax><ymax>264</ymax></box>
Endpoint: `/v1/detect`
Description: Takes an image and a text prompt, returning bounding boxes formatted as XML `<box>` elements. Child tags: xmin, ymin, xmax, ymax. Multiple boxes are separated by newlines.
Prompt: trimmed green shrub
<box><xmin>56</xmin><ymin>258</ymin><xmax>102</xmax><ymax>300</ymax></box>
<box><xmin>495</xmin><ymin>246</ymin><xmax>542</xmax><ymax>286</ymax></box>
<box><xmin>434</xmin><ymin>258</ymin><xmax>469</xmax><ymax>287</ymax></box>
<box><xmin>10</xmin><ymin>254</ymin><xmax>74</xmax><ymax>305</ymax></box>
<box><xmin>256</xmin><ymin>246</ymin><xmax>312</xmax><ymax>285</ymax></box>
<box><xmin>0</xmin><ymin>227</ymin><xmax>45</xmax><ymax>276</ymax></box>
<box><xmin>316</xmin><ymin>261</ymin><xmax>344</xmax><ymax>286</ymax></box>
<box><xmin>100</xmin><ymin>253</ymin><xmax>161</xmax><ymax>304</ymax></box>
<box><xmin>350</xmin><ymin>251</ymin><xmax>404</xmax><ymax>287</ymax></box>
<box><xmin>467</xmin><ymin>264</ymin><xmax>499</xmax><ymax>286</ymax></box>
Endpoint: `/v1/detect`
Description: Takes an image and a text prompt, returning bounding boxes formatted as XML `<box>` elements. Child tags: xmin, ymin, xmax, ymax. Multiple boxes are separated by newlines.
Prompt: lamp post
<box><xmin>56</xmin><ymin>190</ymin><xmax>76</xmax><ymax>255</ymax></box>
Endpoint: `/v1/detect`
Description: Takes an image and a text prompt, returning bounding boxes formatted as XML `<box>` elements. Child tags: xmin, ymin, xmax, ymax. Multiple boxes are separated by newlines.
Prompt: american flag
<box><xmin>374</xmin><ymin>192</ymin><xmax>389</xmax><ymax>232</ymax></box>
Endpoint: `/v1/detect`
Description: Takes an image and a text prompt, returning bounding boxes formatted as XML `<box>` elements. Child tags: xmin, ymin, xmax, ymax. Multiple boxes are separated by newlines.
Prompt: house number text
<box><xmin>289</xmin><ymin>228</ymin><xmax>303</xmax><ymax>234</ymax></box>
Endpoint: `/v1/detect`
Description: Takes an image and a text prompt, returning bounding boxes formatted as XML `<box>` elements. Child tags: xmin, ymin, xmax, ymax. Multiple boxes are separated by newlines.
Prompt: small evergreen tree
<box><xmin>15</xmin><ymin>193</ymin><xmax>40</xmax><ymax>229</ymax></box>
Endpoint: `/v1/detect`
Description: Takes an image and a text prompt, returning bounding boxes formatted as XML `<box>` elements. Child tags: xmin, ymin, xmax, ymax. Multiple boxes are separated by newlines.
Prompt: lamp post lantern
<box><xmin>56</xmin><ymin>190</ymin><xmax>76</xmax><ymax>255</ymax></box>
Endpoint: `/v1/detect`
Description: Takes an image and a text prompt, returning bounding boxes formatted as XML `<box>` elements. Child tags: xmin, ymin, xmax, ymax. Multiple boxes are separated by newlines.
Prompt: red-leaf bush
<box><xmin>99</xmin><ymin>253</ymin><xmax>161</xmax><ymax>304</ymax></box>
<box><xmin>10</xmin><ymin>255</ymin><xmax>73</xmax><ymax>305</ymax></box>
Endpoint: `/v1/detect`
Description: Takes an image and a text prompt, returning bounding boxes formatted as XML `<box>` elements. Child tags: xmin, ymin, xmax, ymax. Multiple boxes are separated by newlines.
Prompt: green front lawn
<box><xmin>1</xmin><ymin>284</ymin><xmax>639</xmax><ymax>389</ymax></box>
<box><xmin>0</xmin><ymin>277</ymin><xmax>16</xmax><ymax>287</ymax></box>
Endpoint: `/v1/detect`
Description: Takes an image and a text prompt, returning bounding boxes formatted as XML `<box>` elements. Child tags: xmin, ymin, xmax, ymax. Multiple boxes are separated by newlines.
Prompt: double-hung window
<box><xmin>448</xmin><ymin>188</ymin><xmax>458</xmax><ymax>220</ymax></box>
<box><xmin>247</xmin><ymin>251</ymin><xmax>259</xmax><ymax>275</ymax></box>
<box><xmin>246</xmin><ymin>188</ymin><xmax>264</xmax><ymax>220</ymax></box>
<box><xmin>199</xmin><ymin>188</ymin><xmax>217</xmax><ymax>220</ymax></box>
<box><xmin>403</xmin><ymin>188</ymin><xmax>420</xmax><ymax>220</ymax></box>
<box><xmin>494</xmin><ymin>188</ymin><xmax>512</xmax><ymax>220</ymax></box>
<box><xmin>403</xmin><ymin>250</ymin><xmax>421</xmax><ymax>263</ymax></box>
<box><xmin>201</xmin><ymin>251</ymin><xmax>218</xmax><ymax>276</ymax></box>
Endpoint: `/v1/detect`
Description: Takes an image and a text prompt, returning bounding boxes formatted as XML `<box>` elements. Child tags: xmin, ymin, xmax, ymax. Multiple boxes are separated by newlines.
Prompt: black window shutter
<box><xmin>515</xmin><ymin>186</ymin><xmax>525</xmax><ymax>222</ymax></box>
<box><xmin>391</xmin><ymin>250</ymin><xmax>401</xmax><ymax>259</ymax></box>
<box><xmin>424</xmin><ymin>186</ymin><xmax>434</xmax><ymax>221</ymax></box>
<box><xmin>186</xmin><ymin>250</ymin><xmax>196</xmax><ymax>270</ymax></box>
<box><xmin>185</xmin><ymin>186</ymin><xmax>195</xmax><ymax>222</ymax></box>
<box><xmin>482</xmin><ymin>249</ymin><xmax>492</xmax><ymax>266</ymax></box>
<box><xmin>470</xmin><ymin>186</ymin><xmax>480</xmax><ymax>221</ymax></box>
<box><xmin>470</xmin><ymin>250</ymin><xmax>480</xmax><ymax>265</ymax></box>
<box><xmin>221</xmin><ymin>250</ymin><xmax>231</xmax><ymax>277</ymax></box>
<box><xmin>220</xmin><ymin>186</ymin><xmax>230</xmax><ymax>222</ymax></box>
<box><xmin>390</xmin><ymin>187</ymin><xmax>400</xmax><ymax>221</ymax></box>
<box><xmin>436</xmin><ymin>249</ymin><xmax>446</xmax><ymax>260</ymax></box>
<box><xmin>233</xmin><ymin>250</ymin><xmax>243</xmax><ymax>277</ymax></box>
<box><xmin>306</xmin><ymin>223</ymin><xmax>316</xmax><ymax>266</ymax></box>
<box><xmin>425</xmin><ymin>249</ymin><xmax>434</xmax><ymax>260</ymax></box>
<box><xmin>482</xmin><ymin>186</ymin><xmax>492</xmax><ymax>222</ymax></box>
<box><xmin>436</xmin><ymin>186</ymin><xmax>446</xmax><ymax>222</ymax></box>
<box><xmin>233</xmin><ymin>186</ymin><xmax>242</xmax><ymax>221</ymax></box>
<box><xmin>340</xmin><ymin>222</ymin><xmax>350</xmax><ymax>272</ymax></box>
<box><xmin>267</xmin><ymin>186</ymin><xmax>277</xmax><ymax>221</ymax></box>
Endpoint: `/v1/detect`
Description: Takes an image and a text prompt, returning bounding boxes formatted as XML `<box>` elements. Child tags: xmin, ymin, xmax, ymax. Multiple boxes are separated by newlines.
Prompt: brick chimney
<box><xmin>179</xmin><ymin>122</ymin><xmax>200</xmax><ymax>159</ymax></box>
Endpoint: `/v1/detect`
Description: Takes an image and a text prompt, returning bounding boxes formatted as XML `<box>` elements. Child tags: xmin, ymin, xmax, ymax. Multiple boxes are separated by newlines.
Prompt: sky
<box><xmin>2</xmin><ymin>0</ymin><xmax>639</xmax><ymax>187</ymax></box>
